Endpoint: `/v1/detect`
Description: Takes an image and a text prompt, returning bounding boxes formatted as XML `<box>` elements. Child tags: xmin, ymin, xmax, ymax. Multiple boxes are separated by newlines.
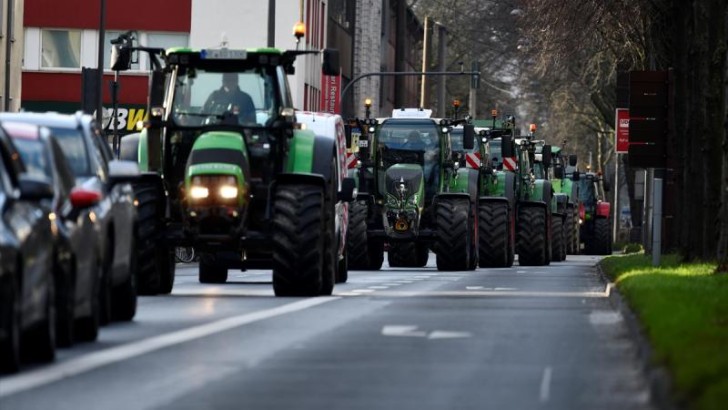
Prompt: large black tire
<box><xmin>25</xmin><ymin>272</ymin><xmax>56</xmax><ymax>363</ymax></box>
<box><xmin>594</xmin><ymin>218</ymin><xmax>612</xmax><ymax>255</ymax></box>
<box><xmin>468</xmin><ymin>204</ymin><xmax>478</xmax><ymax>271</ymax></box>
<box><xmin>99</xmin><ymin>240</ymin><xmax>113</xmax><ymax>326</ymax></box>
<box><xmin>346</xmin><ymin>200</ymin><xmax>383</xmax><ymax>270</ymax></box>
<box><xmin>478</xmin><ymin>202</ymin><xmax>509</xmax><ymax>268</ymax></box>
<box><xmin>565</xmin><ymin>209</ymin><xmax>576</xmax><ymax>254</ymax></box>
<box><xmin>517</xmin><ymin>206</ymin><xmax>549</xmax><ymax>266</ymax></box>
<box><xmin>388</xmin><ymin>242</ymin><xmax>419</xmax><ymax>267</ymax></box>
<box><xmin>551</xmin><ymin>215</ymin><xmax>566</xmax><ymax>262</ymax></box>
<box><xmin>507</xmin><ymin>210</ymin><xmax>515</xmax><ymax>267</ymax></box>
<box><xmin>134</xmin><ymin>181</ymin><xmax>175</xmax><ymax>295</ymax></box>
<box><xmin>112</xmin><ymin>237</ymin><xmax>137</xmax><ymax>321</ymax></box>
<box><xmin>272</xmin><ymin>184</ymin><xmax>325</xmax><ymax>297</ymax></box>
<box><xmin>434</xmin><ymin>198</ymin><xmax>471</xmax><ymax>271</ymax></box>
<box><xmin>0</xmin><ymin>269</ymin><xmax>21</xmax><ymax>373</ymax></box>
<box><xmin>416</xmin><ymin>243</ymin><xmax>429</xmax><ymax>267</ymax></box>
<box><xmin>199</xmin><ymin>259</ymin><xmax>228</xmax><ymax>284</ymax></box>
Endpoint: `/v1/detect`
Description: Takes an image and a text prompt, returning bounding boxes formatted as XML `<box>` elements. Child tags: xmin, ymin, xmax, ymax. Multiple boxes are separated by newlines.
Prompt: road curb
<box><xmin>595</xmin><ymin>263</ymin><xmax>679</xmax><ymax>410</ymax></box>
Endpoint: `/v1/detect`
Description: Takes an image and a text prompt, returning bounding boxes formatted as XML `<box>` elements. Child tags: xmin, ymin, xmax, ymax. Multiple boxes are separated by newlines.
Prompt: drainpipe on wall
<box><xmin>4</xmin><ymin>0</ymin><xmax>15</xmax><ymax>112</ymax></box>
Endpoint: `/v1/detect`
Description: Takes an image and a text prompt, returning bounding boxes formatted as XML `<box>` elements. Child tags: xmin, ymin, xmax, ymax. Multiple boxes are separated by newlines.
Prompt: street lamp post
<box><xmin>96</xmin><ymin>0</ymin><xmax>106</xmax><ymax>125</ymax></box>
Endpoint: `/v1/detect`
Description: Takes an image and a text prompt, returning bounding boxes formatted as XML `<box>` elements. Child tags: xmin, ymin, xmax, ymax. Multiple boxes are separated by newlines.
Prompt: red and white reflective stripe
<box><xmin>503</xmin><ymin>157</ymin><xmax>517</xmax><ymax>171</ymax></box>
<box><xmin>465</xmin><ymin>152</ymin><xmax>481</xmax><ymax>169</ymax></box>
<box><xmin>346</xmin><ymin>153</ymin><xmax>357</xmax><ymax>169</ymax></box>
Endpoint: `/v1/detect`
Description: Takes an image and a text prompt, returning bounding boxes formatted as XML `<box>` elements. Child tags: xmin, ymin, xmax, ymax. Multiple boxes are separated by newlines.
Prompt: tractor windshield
<box><xmin>450</xmin><ymin>128</ymin><xmax>478</xmax><ymax>153</ymax></box>
<box><xmin>171</xmin><ymin>67</ymin><xmax>278</xmax><ymax>127</ymax></box>
<box><xmin>578</xmin><ymin>177</ymin><xmax>597</xmax><ymax>207</ymax></box>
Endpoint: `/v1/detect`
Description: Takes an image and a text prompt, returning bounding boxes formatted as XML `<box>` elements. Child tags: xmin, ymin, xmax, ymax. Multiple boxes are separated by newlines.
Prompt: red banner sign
<box><xmin>320</xmin><ymin>73</ymin><xmax>341</xmax><ymax>114</ymax></box>
<box><xmin>615</xmin><ymin>108</ymin><xmax>630</xmax><ymax>153</ymax></box>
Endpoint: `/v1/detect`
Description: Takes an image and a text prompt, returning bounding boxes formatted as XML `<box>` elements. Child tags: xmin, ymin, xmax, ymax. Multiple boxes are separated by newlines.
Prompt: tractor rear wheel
<box><xmin>551</xmin><ymin>215</ymin><xmax>565</xmax><ymax>262</ymax></box>
<box><xmin>434</xmin><ymin>198</ymin><xmax>471</xmax><ymax>271</ymax></box>
<box><xmin>478</xmin><ymin>202</ymin><xmax>509</xmax><ymax>268</ymax></box>
<box><xmin>594</xmin><ymin>218</ymin><xmax>612</xmax><ymax>255</ymax></box>
<box><xmin>517</xmin><ymin>206</ymin><xmax>548</xmax><ymax>266</ymax></box>
<box><xmin>346</xmin><ymin>200</ymin><xmax>383</xmax><ymax>270</ymax></box>
<box><xmin>133</xmin><ymin>181</ymin><xmax>175</xmax><ymax>295</ymax></box>
<box><xmin>272</xmin><ymin>184</ymin><xmax>325</xmax><ymax>296</ymax></box>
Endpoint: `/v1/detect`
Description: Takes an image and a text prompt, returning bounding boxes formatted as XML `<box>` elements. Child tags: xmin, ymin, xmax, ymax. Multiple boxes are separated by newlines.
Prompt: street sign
<box><xmin>628</xmin><ymin>70</ymin><xmax>670</xmax><ymax>168</ymax></box>
<box><xmin>320</xmin><ymin>73</ymin><xmax>341</xmax><ymax>114</ymax></box>
<box><xmin>615</xmin><ymin>108</ymin><xmax>629</xmax><ymax>153</ymax></box>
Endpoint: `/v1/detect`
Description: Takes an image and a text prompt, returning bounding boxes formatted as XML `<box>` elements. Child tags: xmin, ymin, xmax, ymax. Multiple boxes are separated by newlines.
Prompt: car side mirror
<box><xmin>463</xmin><ymin>124</ymin><xmax>475</xmax><ymax>150</ymax></box>
<box><xmin>70</xmin><ymin>188</ymin><xmax>102</xmax><ymax>209</ymax></box>
<box><xmin>338</xmin><ymin>177</ymin><xmax>357</xmax><ymax>202</ymax></box>
<box><xmin>18</xmin><ymin>175</ymin><xmax>54</xmax><ymax>201</ymax></box>
<box><xmin>322</xmin><ymin>49</ymin><xmax>340</xmax><ymax>76</ymax></box>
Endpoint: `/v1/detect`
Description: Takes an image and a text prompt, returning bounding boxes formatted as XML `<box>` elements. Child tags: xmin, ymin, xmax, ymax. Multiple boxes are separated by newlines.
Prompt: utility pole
<box><xmin>267</xmin><ymin>0</ymin><xmax>275</xmax><ymax>47</ymax></box>
<box><xmin>96</xmin><ymin>0</ymin><xmax>106</xmax><ymax>125</ymax></box>
<box><xmin>436</xmin><ymin>24</ymin><xmax>447</xmax><ymax>117</ymax></box>
<box><xmin>469</xmin><ymin>61</ymin><xmax>479</xmax><ymax>118</ymax></box>
<box><xmin>3</xmin><ymin>0</ymin><xmax>15</xmax><ymax>111</ymax></box>
<box><xmin>419</xmin><ymin>17</ymin><xmax>429</xmax><ymax>108</ymax></box>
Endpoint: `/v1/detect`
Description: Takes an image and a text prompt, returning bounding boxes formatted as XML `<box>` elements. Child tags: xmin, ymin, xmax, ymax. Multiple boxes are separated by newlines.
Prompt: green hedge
<box><xmin>600</xmin><ymin>254</ymin><xmax>728</xmax><ymax>410</ymax></box>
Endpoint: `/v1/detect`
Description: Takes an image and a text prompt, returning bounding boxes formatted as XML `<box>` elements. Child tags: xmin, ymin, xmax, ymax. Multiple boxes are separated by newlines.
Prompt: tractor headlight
<box><xmin>219</xmin><ymin>185</ymin><xmax>238</xmax><ymax>199</ymax></box>
<box><xmin>190</xmin><ymin>186</ymin><xmax>210</xmax><ymax>199</ymax></box>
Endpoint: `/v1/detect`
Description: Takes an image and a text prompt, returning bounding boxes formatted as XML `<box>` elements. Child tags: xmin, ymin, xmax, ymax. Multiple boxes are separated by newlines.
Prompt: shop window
<box><xmin>41</xmin><ymin>29</ymin><xmax>81</xmax><ymax>68</ymax></box>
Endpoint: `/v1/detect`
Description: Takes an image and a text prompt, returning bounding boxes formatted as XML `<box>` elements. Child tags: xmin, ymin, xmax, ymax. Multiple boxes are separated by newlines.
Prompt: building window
<box><xmin>41</xmin><ymin>29</ymin><xmax>82</xmax><ymax>68</ymax></box>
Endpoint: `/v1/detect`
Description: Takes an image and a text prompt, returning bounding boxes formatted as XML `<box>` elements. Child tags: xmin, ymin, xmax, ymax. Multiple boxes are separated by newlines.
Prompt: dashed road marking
<box><xmin>539</xmin><ymin>366</ymin><xmax>552</xmax><ymax>402</ymax></box>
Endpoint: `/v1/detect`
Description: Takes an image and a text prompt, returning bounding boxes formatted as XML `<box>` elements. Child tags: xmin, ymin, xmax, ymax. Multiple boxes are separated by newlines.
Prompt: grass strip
<box><xmin>600</xmin><ymin>254</ymin><xmax>728</xmax><ymax>410</ymax></box>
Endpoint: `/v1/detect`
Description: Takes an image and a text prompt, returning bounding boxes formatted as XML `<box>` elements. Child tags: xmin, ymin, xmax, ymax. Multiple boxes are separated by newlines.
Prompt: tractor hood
<box><xmin>382</xmin><ymin>164</ymin><xmax>424</xmax><ymax>238</ymax></box>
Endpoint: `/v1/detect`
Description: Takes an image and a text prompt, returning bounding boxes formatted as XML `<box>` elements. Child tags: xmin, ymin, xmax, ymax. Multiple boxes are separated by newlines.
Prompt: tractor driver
<box><xmin>203</xmin><ymin>72</ymin><xmax>257</xmax><ymax>124</ymax></box>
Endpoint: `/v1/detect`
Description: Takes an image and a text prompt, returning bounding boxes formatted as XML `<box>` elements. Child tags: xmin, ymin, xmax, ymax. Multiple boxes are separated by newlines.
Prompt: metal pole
<box><xmin>96</xmin><ymin>0</ymin><xmax>106</xmax><ymax>125</ymax></box>
<box><xmin>419</xmin><ymin>17</ymin><xmax>428</xmax><ymax>108</ymax></box>
<box><xmin>436</xmin><ymin>25</ymin><xmax>447</xmax><ymax>117</ymax></box>
<box><xmin>3</xmin><ymin>0</ymin><xmax>15</xmax><ymax>111</ymax></box>
<box><xmin>613</xmin><ymin>153</ymin><xmax>619</xmax><ymax>241</ymax></box>
<box><xmin>267</xmin><ymin>0</ymin><xmax>275</xmax><ymax>47</ymax></box>
<box><xmin>643</xmin><ymin>168</ymin><xmax>653</xmax><ymax>250</ymax></box>
<box><xmin>652</xmin><ymin>170</ymin><xmax>663</xmax><ymax>266</ymax></box>
<box><xmin>111</xmin><ymin>71</ymin><xmax>119</xmax><ymax>157</ymax></box>
<box><xmin>468</xmin><ymin>61</ymin><xmax>478</xmax><ymax>118</ymax></box>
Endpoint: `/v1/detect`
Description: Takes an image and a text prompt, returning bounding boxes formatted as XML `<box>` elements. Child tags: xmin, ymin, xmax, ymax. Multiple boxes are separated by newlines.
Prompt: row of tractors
<box><xmin>343</xmin><ymin>108</ymin><xmax>613</xmax><ymax>272</ymax></box>
<box><xmin>109</xmin><ymin>38</ymin><xmax>612</xmax><ymax>299</ymax></box>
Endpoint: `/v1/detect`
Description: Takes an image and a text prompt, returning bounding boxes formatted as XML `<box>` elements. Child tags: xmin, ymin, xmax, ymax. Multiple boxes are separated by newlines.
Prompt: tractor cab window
<box><xmin>578</xmin><ymin>177</ymin><xmax>597</xmax><ymax>207</ymax></box>
<box><xmin>450</xmin><ymin>128</ymin><xmax>478</xmax><ymax>154</ymax></box>
<box><xmin>172</xmin><ymin>67</ymin><xmax>277</xmax><ymax>127</ymax></box>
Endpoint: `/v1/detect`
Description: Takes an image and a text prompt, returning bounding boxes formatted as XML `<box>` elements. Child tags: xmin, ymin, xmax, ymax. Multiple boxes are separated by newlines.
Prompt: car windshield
<box><xmin>13</xmin><ymin>139</ymin><xmax>53</xmax><ymax>180</ymax></box>
<box><xmin>172</xmin><ymin>67</ymin><xmax>278</xmax><ymax>127</ymax></box>
<box><xmin>49</xmin><ymin>127</ymin><xmax>91</xmax><ymax>177</ymax></box>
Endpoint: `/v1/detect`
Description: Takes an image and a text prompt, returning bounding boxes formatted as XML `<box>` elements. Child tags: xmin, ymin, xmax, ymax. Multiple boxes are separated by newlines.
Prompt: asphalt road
<box><xmin>0</xmin><ymin>254</ymin><xmax>652</xmax><ymax>410</ymax></box>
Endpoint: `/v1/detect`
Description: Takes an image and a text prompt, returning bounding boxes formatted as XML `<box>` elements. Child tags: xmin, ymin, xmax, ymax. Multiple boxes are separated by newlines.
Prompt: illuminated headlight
<box><xmin>190</xmin><ymin>186</ymin><xmax>209</xmax><ymax>199</ymax></box>
<box><xmin>219</xmin><ymin>185</ymin><xmax>238</xmax><ymax>199</ymax></box>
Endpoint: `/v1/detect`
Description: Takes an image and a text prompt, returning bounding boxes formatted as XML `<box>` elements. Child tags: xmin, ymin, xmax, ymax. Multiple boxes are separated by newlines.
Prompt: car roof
<box><xmin>0</xmin><ymin>111</ymin><xmax>90</xmax><ymax>130</ymax></box>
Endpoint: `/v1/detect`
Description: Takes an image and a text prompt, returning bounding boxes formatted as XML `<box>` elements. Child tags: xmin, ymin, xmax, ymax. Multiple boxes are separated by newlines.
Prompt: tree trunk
<box><xmin>715</xmin><ymin>0</ymin><xmax>728</xmax><ymax>272</ymax></box>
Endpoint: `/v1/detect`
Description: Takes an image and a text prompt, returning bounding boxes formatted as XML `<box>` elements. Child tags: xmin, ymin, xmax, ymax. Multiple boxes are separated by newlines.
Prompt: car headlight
<box><xmin>190</xmin><ymin>186</ymin><xmax>209</xmax><ymax>199</ymax></box>
<box><xmin>219</xmin><ymin>185</ymin><xmax>238</xmax><ymax>199</ymax></box>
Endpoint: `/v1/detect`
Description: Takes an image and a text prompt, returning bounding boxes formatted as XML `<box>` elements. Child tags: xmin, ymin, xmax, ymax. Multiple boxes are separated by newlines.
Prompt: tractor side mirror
<box><xmin>322</xmin><ymin>49</ymin><xmax>340</xmax><ymax>76</ymax></box>
<box><xmin>572</xmin><ymin>170</ymin><xmax>580</xmax><ymax>181</ymax></box>
<box><xmin>554</xmin><ymin>165</ymin><xmax>564</xmax><ymax>179</ymax></box>
<box><xmin>147</xmin><ymin>70</ymin><xmax>166</xmax><ymax>127</ymax></box>
<box><xmin>463</xmin><ymin>124</ymin><xmax>475</xmax><ymax>150</ymax></box>
<box><xmin>569</xmin><ymin>154</ymin><xmax>578</xmax><ymax>167</ymax></box>
<box><xmin>501</xmin><ymin>136</ymin><xmax>514</xmax><ymax>158</ymax></box>
<box><xmin>344</xmin><ymin>124</ymin><xmax>352</xmax><ymax>149</ymax></box>
<box><xmin>541</xmin><ymin>145</ymin><xmax>552</xmax><ymax>168</ymax></box>
<box><xmin>110</xmin><ymin>43</ymin><xmax>132</xmax><ymax>71</ymax></box>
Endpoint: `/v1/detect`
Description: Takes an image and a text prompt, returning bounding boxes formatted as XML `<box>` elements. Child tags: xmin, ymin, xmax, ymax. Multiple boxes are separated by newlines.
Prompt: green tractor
<box><xmin>509</xmin><ymin>123</ymin><xmax>553</xmax><ymax>266</ymax></box>
<box><xmin>532</xmin><ymin>139</ymin><xmax>567</xmax><ymax>262</ymax></box>
<box><xmin>113</xmin><ymin>43</ymin><xmax>354</xmax><ymax>296</ymax></box>
<box><xmin>346</xmin><ymin>108</ymin><xmax>477</xmax><ymax>271</ymax></box>
<box><xmin>548</xmin><ymin>146</ymin><xmax>580</xmax><ymax>255</ymax></box>
<box><xmin>578</xmin><ymin>171</ymin><xmax>612</xmax><ymax>255</ymax></box>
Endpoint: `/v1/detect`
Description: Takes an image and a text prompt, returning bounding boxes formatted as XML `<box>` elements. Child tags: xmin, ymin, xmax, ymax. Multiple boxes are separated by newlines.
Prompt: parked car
<box><xmin>0</xmin><ymin>124</ymin><xmax>56</xmax><ymax>373</ymax></box>
<box><xmin>0</xmin><ymin>112</ymin><xmax>140</xmax><ymax>323</ymax></box>
<box><xmin>4</xmin><ymin>121</ymin><xmax>106</xmax><ymax>345</ymax></box>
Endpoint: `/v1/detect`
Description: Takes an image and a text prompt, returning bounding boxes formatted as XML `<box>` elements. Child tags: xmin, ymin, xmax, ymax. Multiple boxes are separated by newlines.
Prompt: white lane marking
<box><xmin>427</xmin><ymin>331</ymin><xmax>472</xmax><ymax>339</ymax></box>
<box><xmin>517</xmin><ymin>270</ymin><xmax>527</xmax><ymax>274</ymax></box>
<box><xmin>336</xmin><ymin>292</ymin><xmax>364</xmax><ymax>296</ymax></box>
<box><xmin>494</xmin><ymin>287</ymin><xmax>517</xmax><ymax>291</ymax></box>
<box><xmin>363</xmin><ymin>287</ymin><xmax>611</xmax><ymax>298</ymax></box>
<box><xmin>350</xmin><ymin>289</ymin><xmax>375</xmax><ymax>293</ymax></box>
<box><xmin>368</xmin><ymin>286</ymin><xmax>389</xmax><ymax>290</ymax></box>
<box><xmin>396</xmin><ymin>280</ymin><xmax>414</xmax><ymax>284</ymax></box>
<box><xmin>381</xmin><ymin>325</ymin><xmax>427</xmax><ymax>337</ymax></box>
<box><xmin>466</xmin><ymin>286</ymin><xmax>484</xmax><ymax>290</ymax></box>
<box><xmin>0</xmin><ymin>297</ymin><xmax>338</xmax><ymax>398</ymax></box>
<box><xmin>539</xmin><ymin>366</ymin><xmax>552</xmax><ymax>402</ymax></box>
<box><xmin>589</xmin><ymin>310</ymin><xmax>623</xmax><ymax>325</ymax></box>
